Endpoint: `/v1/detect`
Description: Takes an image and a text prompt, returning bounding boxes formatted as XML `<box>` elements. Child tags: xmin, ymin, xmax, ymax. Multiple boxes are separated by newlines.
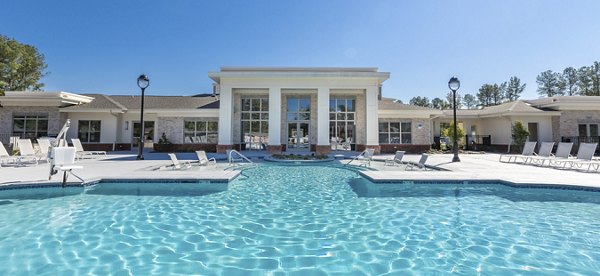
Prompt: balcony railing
<box><xmin>561</xmin><ymin>136</ymin><xmax>600</xmax><ymax>144</ymax></box>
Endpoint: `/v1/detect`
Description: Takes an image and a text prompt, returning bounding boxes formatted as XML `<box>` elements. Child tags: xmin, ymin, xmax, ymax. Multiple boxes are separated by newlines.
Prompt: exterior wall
<box><xmin>0</xmin><ymin>106</ymin><xmax>64</xmax><ymax>136</ymax></box>
<box><xmin>156</xmin><ymin>117</ymin><xmax>184</xmax><ymax>144</ymax></box>
<box><xmin>65</xmin><ymin>112</ymin><xmax>118</xmax><ymax>144</ymax></box>
<box><xmin>511</xmin><ymin>116</ymin><xmax>554</xmax><ymax>142</ymax></box>
<box><xmin>120</xmin><ymin>113</ymin><xmax>159</xmax><ymax>145</ymax></box>
<box><xmin>378</xmin><ymin>118</ymin><xmax>431</xmax><ymax>145</ymax></box>
<box><xmin>557</xmin><ymin>110</ymin><xmax>600</xmax><ymax>137</ymax></box>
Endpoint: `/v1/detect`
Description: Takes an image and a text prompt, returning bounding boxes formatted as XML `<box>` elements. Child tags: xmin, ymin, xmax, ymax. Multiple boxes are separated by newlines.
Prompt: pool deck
<box><xmin>0</xmin><ymin>150</ymin><xmax>598</xmax><ymax>189</ymax></box>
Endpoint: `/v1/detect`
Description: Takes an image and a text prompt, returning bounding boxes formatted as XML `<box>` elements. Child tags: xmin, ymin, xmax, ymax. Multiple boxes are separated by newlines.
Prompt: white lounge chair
<box><xmin>524</xmin><ymin>142</ymin><xmax>555</xmax><ymax>165</ymax></box>
<box><xmin>499</xmin><ymin>141</ymin><xmax>537</xmax><ymax>163</ymax></box>
<box><xmin>530</xmin><ymin>142</ymin><xmax>574</xmax><ymax>167</ymax></box>
<box><xmin>50</xmin><ymin>147</ymin><xmax>84</xmax><ymax>183</ymax></box>
<box><xmin>385</xmin><ymin>151</ymin><xmax>406</xmax><ymax>166</ymax></box>
<box><xmin>407</xmin><ymin>153</ymin><xmax>429</xmax><ymax>170</ymax></box>
<box><xmin>168</xmin><ymin>153</ymin><xmax>192</xmax><ymax>170</ymax></box>
<box><xmin>0</xmin><ymin>143</ymin><xmax>19</xmax><ymax>167</ymax></box>
<box><xmin>195</xmin><ymin>150</ymin><xmax>216</xmax><ymax>166</ymax></box>
<box><xmin>37</xmin><ymin>138</ymin><xmax>52</xmax><ymax>162</ymax></box>
<box><xmin>17</xmin><ymin>139</ymin><xmax>39</xmax><ymax>165</ymax></box>
<box><xmin>554</xmin><ymin>143</ymin><xmax>598</xmax><ymax>171</ymax></box>
<box><xmin>348</xmin><ymin>148</ymin><xmax>375</xmax><ymax>167</ymax></box>
<box><xmin>71</xmin><ymin>138</ymin><xmax>107</xmax><ymax>159</ymax></box>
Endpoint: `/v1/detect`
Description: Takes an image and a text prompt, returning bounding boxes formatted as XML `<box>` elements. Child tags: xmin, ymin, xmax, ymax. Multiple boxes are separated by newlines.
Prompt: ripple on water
<box><xmin>0</xmin><ymin>165</ymin><xmax>599</xmax><ymax>275</ymax></box>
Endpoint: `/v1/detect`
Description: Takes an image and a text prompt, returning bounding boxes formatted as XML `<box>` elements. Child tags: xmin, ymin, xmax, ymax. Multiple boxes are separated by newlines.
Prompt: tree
<box><xmin>0</xmin><ymin>35</ymin><xmax>47</xmax><ymax>94</ymax></box>
<box><xmin>591</xmin><ymin>61</ymin><xmax>600</xmax><ymax>96</ymax></box>
<box><xmin>562</xmin><ymin>67</ymin><xmax>578</xmax><ymax>96</ymax></box>
<box><xmin>463</xmin><ymin>94</ymin><xmax>478</xmax><ymax>109</ymax></box>
<box><xmin>493</xmin><ymin>83</ymin><xmax>506</xmax><ymax>105</ymax></box>
<box><xmin>409</xmin><ymin>96</ymin><xmax>431</xmax><ymax>107</ymax></box>
<box><xmin>578</xmin><ymin>66</ymin><xmax>593</xmax><ymax>96</ymax></box>
<box><xmin>536</xmin><ymin>70</ymin><xmax>563</xmax><ymax>97</ymax></box>
<box><xmin>505</xmin><ymin>76</ymin><xmax>526</xmax><ymax>101</ymax></box>
<box><xmin>477</xmin><ymin>84</ymin><xmax>494</xmax><ymax>107</ymax></box>
<box><xmin>511</xmin><ymin>121</ymin><xmax>530</xmax><ymax>152</ymax></box>
<box><xmin>431</xmin><ymin>97</ymin><xmax>446</xmax><ymax>109</ymax></box>
<box><xmin>441</xmin><ymin>122</ymin><xmax>465</xmax><ymax>149</ymax></box>
<box><xmin>445</xmin><ymin>92</ymin><xmax>462</xmax><ymax>109</ymax></box>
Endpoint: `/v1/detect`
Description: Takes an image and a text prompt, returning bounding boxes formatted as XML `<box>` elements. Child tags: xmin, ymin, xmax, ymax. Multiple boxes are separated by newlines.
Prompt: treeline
<box><xmin>409</xmin><ymin>76</ymin><xmax>525</xmax><ymax>110</ymax></box>
<box><xmin>536</xmin><ymin>61</ymin><xmax>600</xmax><ymax>97</ymax></box>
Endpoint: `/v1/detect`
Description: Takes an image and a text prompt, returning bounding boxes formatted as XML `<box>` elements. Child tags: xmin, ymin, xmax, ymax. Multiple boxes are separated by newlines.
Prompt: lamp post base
<box><xmin>452</xmin><ymin>155</ymin><xmax>460</xmax><ymax>162</ymax></box>
<box><xmin>136</xmin><ymin>155</ymin><xmax>144</xmax><ymax>160</ymax></box>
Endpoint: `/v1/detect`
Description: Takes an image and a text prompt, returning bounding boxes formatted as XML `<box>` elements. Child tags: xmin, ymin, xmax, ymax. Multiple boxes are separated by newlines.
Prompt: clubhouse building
<box><xmin>1</xmin><ymin>67</ymin><xmax>599</xmax><ymax>154</ymax></box>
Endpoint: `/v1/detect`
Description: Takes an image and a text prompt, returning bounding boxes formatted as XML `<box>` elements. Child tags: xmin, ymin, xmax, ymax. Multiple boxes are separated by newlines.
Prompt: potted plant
<box><xmin>153</xmin><ymin>132</ymin><xmax>175</xmax><ymax>152</ymax></box>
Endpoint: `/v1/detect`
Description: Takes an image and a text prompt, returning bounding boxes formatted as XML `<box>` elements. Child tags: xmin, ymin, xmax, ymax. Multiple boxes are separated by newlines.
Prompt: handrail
<box><xmin>227</xmin><ymin>149</ymin><xmax>254</xmax><ymax>165</ymax></box>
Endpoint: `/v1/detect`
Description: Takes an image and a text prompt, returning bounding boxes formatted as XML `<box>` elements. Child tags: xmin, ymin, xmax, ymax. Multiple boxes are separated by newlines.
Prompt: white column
<box><xmin>365</xmin><ymin>86</ymin><xmax>379</xmax><ymax>145</ymax></box>
<box><xmin>218</xmin><ymin>85</ymin><xmax>233</xmax><ymax>145</ymax></box>
<box><xmin>317</xmin><ymin>87</ymin><xmax>330</xmax><ymax>145</ymax></box>
<box><xmin>268</xmin><ymin>87</ymin><xmax>281</xmax><ymax>145</ymax></box>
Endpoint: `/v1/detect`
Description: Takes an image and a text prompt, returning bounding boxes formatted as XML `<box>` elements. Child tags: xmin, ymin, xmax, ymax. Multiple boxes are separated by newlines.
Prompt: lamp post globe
<box><xmin>448</xmin><ymin>76</ymin><xmax>461</xmax><ymax>162</ymax></box>
<box><xmin>136</xmin><ymin>74</ymin><xmax>149</xmax><ymax>160</ymax></box>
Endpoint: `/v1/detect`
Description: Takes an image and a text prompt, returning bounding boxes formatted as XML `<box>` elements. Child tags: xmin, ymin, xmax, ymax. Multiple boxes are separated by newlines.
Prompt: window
<box><xmin>379</xmin><ymin>121</ymin><xmax>412</xmax><ymax>144</ymax></box>
<box><xmin>329</xmin><ymin>97</ymin><xmax>356</xmax><ymax>150</ymax></box>
<box><xmin>287</xmin><ymin>97</ymin><xmax>310</xmax><ymax>121</ymax></box>
<box><xmin>184</xmin><ymin>120</ymin><xmax>218</xmax><ymax>143</ymax></box>
<box><xmin>241</xmin><ymin>97</ymin><xmax>269</xmax><ymax>150</ymax></box>
<box><xmin>578</xmin><ymin>123</ymin><xmax>599</xmax><ymax>143</ymax></box>
<box><xmin>78</xmin><ymin>120</ymin><xmax>101</xmax><ymax>142</ymax></box>
<box><xmin>12</xmin><ymin>115</ymin><xmax>49</xmax><ymax>139</ymax></box>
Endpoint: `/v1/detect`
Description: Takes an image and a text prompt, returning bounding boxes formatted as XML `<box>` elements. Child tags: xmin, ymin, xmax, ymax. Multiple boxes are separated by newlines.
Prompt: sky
<box><xmin>2</xmin><ymin>0</ymin><xmax>600</xmax><ymax>102</ymax></box>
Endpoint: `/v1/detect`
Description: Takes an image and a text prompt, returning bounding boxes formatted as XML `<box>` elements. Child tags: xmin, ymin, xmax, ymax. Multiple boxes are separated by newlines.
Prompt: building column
<box><xmin>217</xmin><ymin>85</ymin><xmax>233</xmax><ymax>153</ymax></box>
<box><xmin>365</xmin><ymin>86</ymin><xmax>380</xmax><ymax>154</ymax></box>
<box><xmin>316</xmin><ymin>87</ymin><xmax>331</xmax><ymax>154</ymax></box>
<box><xmin>267</xmin><ymin>87</ymin><xmax>282</xmax><ymax>154</ymax></box>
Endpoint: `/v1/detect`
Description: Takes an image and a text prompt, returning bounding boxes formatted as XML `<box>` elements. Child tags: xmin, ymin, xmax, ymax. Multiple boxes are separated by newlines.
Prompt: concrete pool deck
<box><xmin>0</xmin><ymin>150</ymin><xmax>598</xmax><ymax>189</ymax></box>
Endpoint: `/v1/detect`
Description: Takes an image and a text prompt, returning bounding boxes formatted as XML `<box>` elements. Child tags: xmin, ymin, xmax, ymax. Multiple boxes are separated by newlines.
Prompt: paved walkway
<box><xmin>0</xmin><ymin>151</ymin><xmax>599</xmax><ymax>189</ymax></box>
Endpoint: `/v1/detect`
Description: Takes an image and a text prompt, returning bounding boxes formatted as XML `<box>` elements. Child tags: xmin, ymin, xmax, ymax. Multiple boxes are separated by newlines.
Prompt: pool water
<box><xmin>0</xmin><ymin>165</ymin><xmax>599</xmax><ymax>275</ymax></box>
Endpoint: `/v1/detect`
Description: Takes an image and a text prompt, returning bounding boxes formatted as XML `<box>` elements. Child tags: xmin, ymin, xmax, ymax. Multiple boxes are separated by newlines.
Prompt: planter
<box><xmin>153</xmin><ymin>144</ymin><xmax>176</xmax><ymax>152</ymax></box>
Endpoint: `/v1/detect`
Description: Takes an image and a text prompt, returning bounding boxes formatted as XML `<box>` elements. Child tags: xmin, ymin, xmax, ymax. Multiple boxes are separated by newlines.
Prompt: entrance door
<box><xmin>527</xmin><ymin>122</ymin><xmax>539</xmax><ymax>143</ymax></box>
<box><xmin>287</xmin><ymin>122</ymin><xmax>310</xmax><ymax>150</ymax></box>
<box><xmin>132</xmin><ymin>121</ymin><xmax>155</xmax><ymax>148</ymax></box>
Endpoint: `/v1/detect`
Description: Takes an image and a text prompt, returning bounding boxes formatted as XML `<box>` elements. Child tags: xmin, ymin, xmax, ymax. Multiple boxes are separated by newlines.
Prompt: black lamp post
<box><xmin>448</xmin><ymin>76</ymin><xmax>461</xmax><ymax>162</ymax></box>
<box><xmin>136</xmin><ymin>74</ymin><xmax>149</xmax><ymax>160</ymax></box>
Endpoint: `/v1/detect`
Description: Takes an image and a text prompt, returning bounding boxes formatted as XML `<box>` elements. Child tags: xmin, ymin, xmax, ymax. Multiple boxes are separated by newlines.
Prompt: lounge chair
<box><xmin>37</xmin><ymin>138</ymin><xmax>52</xmax><ymax>162</ymax></box>
<box><xmin>168</xmin><ymin>153</ymin><xmax>192</xmax><ymax>170</ymax></box>
<box><xmin>499</xmin><ymin>141</ymin><xmax>536</xmax><ymax>163</ymax></box>
<box><xmin>17</xmin><ymin>139</ymin><xmax>39</xmax><ymax>165</ymax></box>
<box><xmin>553</xmin><ymin>143</ymin><xmax>598</xmax><ymax>171</ymax></box>
<box><xmin>385</xmin><ymin>151</ymin><xmax>405</xmax><ymax>166</ymax></box>
<box><xmin>407</xmin><ymin>153</ymin><xmax>429</xmax><ymax>170</ymax></box>
<box><xmin>0</xmin><ymin>143</ymin><xmax>19</xmax><ymax>167</ymax></box>
<box><xmin>71</xmin><ymin>138</ymin><xmax>107</xmax><ymax>159</ymax></box>
<box><xmin>348</xmin><ymin>148</ymin><xmax>375</xmax><ymax>167</ymax></box>
<box><xmin>529</xmin><ymin>142</ymin><xmax>573</xmax><ymax>167</ymax></box>
<box><xmin>524</xmin><ymin>142</ymin><xmax>555</xmax><ymax>165</ymax></box>
<box><xmin>195</xmin><ymin>150</ymin><xmax>216</xmax><ymax>166</ymax></box>
<box><xmin>50</xmin><ymin>147</ymin><xmax>84</xmax><ymax>183</ymax></box>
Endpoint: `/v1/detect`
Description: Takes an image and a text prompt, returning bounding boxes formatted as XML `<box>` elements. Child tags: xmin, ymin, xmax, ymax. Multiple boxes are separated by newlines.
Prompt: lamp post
<box><xmin>136</xmin><ymin>74</ymin><xmax>149</xmax><ymax>160</ymax></box>
<box><xmin>448</xmin><ymin>76</ymin><xmax>461</xmax><ymax>162</ymax></box>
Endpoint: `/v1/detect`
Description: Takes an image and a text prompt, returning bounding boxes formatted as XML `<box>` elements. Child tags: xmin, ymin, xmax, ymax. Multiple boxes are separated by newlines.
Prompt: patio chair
<box><xmin>385</xmin><ymin>151</ymin><xmax>405</xmax><ymax>166</ymax></box>
<box><xmin>524</xmin><ymin>142</ymin><xmax>555</xmax><ymax>165</ymax></box>
<box><xmin>71</xmin><ymin>138</ymin><xmax>107</xmax><ymax>159</ymax></box>
<box><xmin>499</xmin><ymin>141</ymin><xmax>536</xmax><ymax>163</ymax></box>
<box><xmin>168</xmin><ymin>153</ymin><xmax>192</xmax><ymax>170</ymax></box>
<box><xmin>0</xmin><ymin>143</ymin><xmax>19</xmax><ymax>167</ymax></box>
<box><xmin>50</xmin><ymin>147</ymin><xmax>84</xmax><ymax>184</ymax></box>
<box><xmin>37</xmin><ymin>138</ymin><xmax>52</xmax><ymax>162</ymax></box>
<box><xmin>348</xmin><ymin>148</ymin><xmax>374</xmax><ymax>167</ymax></box>
<box><xmin>195</xmin><ymin>150</ymin><xmax>216</xmax><ymax>166</ymax></box>
<box><xmin>17</xmin><ymin>139</ymin><xmax>39</xmax><ymax>165</ymax></box>
<box><xmin>407</xmin><ymin>153</ymin><xmax>429</xmax><ymax>170</ymax></box>
<box><xmin>553</xmin><ymin>143</ymin><xmax>598</xmax><ymax>171</ymax></box>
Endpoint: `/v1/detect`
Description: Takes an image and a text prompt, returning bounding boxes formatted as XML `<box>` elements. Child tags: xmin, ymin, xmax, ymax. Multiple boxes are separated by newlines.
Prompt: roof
<box><xmin>61</xmin><ymin>94</ymin><xmax>219</xmax><ymax>111</ymax></box>
<box><xmin>209</xmin><ymin>66</ymin><xmax>390</xmax><ymax>83</ymax></box>
<box><xmin>378</xmin><ymin>97</ymin><xmax>438</xmax><ymax>111</ymax></box>
<box><xmin>526</xmin><ymin>96</ymin><xmax>600</xmax><ymax>111</ymax></box>
<box><xmin>442</xmin><ymin>100</ymin><xmax>558</xmax><ymax>118</ymax></box>
<box><xmin>0</xmin><ymin>91</ymin><xmax>94</xmax><ymax>107</ymax></box>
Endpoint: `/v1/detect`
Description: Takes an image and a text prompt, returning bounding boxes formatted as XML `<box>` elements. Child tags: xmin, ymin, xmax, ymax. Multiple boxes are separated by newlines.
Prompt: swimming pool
<box><xmin>0</xmin><ymin>165</ymin><xmax>599</xmax><ymax>274</ymax></box>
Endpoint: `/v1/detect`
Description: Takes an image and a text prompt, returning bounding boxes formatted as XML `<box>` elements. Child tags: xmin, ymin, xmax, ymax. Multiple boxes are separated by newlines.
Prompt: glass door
<box><xmin>287</xmin><ymin>122</ymin><xmax>310</xmax><ymax>150</ymax></box>
<box><xmin>132</xmin><ymin>121</ymin><xmax>155</xmax><ymax>148</ymax></box>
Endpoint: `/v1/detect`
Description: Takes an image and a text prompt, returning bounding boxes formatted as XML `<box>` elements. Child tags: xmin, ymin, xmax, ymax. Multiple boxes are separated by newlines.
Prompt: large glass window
<box><xmin>78</xmin><ymin>120</ymin><xmax>101</xmax><ymax>142</ymax></box>
<box><xmin>379</xmin><ymin>121</ymin><xmax>412</xmax><ymax>144</ymax></box>
<box><xmin>330</xmin><ymin>97</ymin><xmax>356</xmax><ymax>150</ymax></box>
<box><xmin>184</xmin><ymin>120</ymin><xmax>218</xmax><ymax>143</ymax></box>
<box><xmin>287</xmin><ymin>97</ymin><xmax>310</xmax><ymax>121</ymax></box>
<box><xmin>241</xmin><ymin>97</ymin><xmax>269</xmax><ymax>150</ymax></box>
<box><xmin>12</xmin><ymin>115</ymin><xmax>48</xmax><ymax>139</ymax></box>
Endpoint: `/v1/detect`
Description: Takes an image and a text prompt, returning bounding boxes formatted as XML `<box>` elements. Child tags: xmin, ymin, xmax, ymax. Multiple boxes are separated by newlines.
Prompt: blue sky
<box><xmin>2</xmin><ymin>0</ymin><xmax>600</xmax><ymax>102</ymax></box>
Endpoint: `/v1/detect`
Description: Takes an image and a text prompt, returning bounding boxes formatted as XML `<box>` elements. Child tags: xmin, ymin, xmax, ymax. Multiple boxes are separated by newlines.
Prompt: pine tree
<box><xmin>562</xmin><ymin>67</ymin><xmax>579</xmax><ymax>96</ymax></box>
<box><xmin>409</xmin><ymin>96</ymin><xmax>431</xmax><ymax>107</ymax></box>
<box><xmin>462</xmin><ymin>94</ymin><xmax>478</xmax><ymax>109</ymax></box>
<box><xmin>505</xmin><ymin>76</ymin><xmax>526</xmax><ymax>101</ymax></box>
<box><xmin>536</xmin><ymin>70</ymin><xmax>564</xmax><ymax>97</ymax></box>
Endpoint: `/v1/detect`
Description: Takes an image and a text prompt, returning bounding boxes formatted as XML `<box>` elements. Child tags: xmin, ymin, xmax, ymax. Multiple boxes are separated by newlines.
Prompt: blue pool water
<box><xmin>0</xmin><ymin>165</ymin><xmax>599</xmax><ymax>275</ymax></box>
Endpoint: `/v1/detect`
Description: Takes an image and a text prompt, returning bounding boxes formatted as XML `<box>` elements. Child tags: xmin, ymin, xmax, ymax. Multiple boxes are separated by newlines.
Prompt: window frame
<box><xmin>379</xmin><ymin>121</ymin><xmax>412</xmax><ymax>144</ymax></box>
<box><xmin>183</xmin><ymin>120</ymin><xmax>219</xmax><ymax>144</ymax></box>
<box><xmin>78</xmin><ymin>120</ymin><xmax>102</xmax><ymax>143</ymax></box>
<box><xmin>12</xmin><ymin>115</ymin><xmax>49</xmax><ymax>139</ymax></box>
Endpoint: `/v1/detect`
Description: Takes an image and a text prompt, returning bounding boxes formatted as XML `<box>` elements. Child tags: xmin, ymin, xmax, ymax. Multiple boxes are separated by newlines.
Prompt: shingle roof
<box><xmin>62</xmin><ymin>94</ymin><xmax>219</xmax><ymax>110</ymax></box>
<box><xmin>443</xmin><ymin>100</ymin><xmax>548</xmax><ymax>117</ymax></box>
<box><xmin>378</xmin><ymin>97</ymin><xmax>437</xmax><ymax>111</ymax></box>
